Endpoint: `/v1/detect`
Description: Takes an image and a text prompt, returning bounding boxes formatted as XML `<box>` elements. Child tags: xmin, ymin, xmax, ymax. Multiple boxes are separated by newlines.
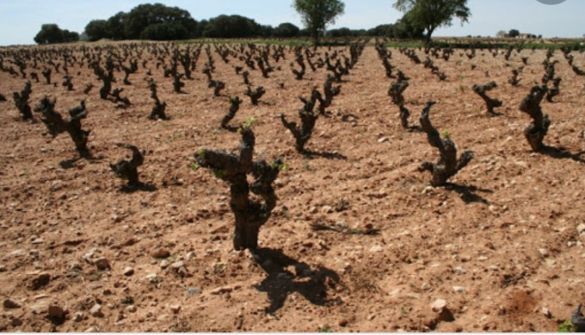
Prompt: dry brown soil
<box><xmin>1</xmin><ymin>43</ymin><xmax>585</xmax><ymax>332</ymax></box>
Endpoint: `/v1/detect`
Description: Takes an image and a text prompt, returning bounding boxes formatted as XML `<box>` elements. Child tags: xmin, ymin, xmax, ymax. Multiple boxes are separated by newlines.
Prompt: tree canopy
<box><xmin>74</xmin><ymin>1</ymin><xmax>441</xmax><ymax>43</ymax></box>
<box><xmin>34</xmin><ymin>24</ymin><xmax>79</xmax><ymax>45</ymax></box>
<box><xmin>293</xmin><ymin>0</ymin><xmax>345</xmax><ymax>44</ymax></box>
<box><xmin>202</xmin><ymin>15</ymin><xmax>264</xmax><ymax>38</ymax></box>
<box><xmin>508</xmin><ymin>29</ymin><xmax>520</xmax><ymax>38</ymax></box>
<box><xmin>84</xmin><ymin>3</ymin><xmax>197</xmax><ymax>41</ymax></box>
<box><xmin>84</xmin><ymin>20</ymin><xmax>109</xmax><ymax>42</ymax></box>
<box><xmin>393</xmin><ymin>0</ymin><xmax>470</xmax><ymax>43</ymax></box>
<box><xmin>123</xmin><ymin>3</ymin><xmax>197</xmax><ymax>39</ymax></box>
<box><xmin>273</xmin><ymin>23</ymin><xmax>301</xmax><ymax>38</ymax></box>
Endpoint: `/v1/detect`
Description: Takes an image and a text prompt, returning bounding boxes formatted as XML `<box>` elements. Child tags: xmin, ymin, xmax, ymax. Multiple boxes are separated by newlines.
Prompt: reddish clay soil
<box><xmin>1</xmin><ymin>43</ymin><xmax>585</xmax><ymax>332</ymax></box>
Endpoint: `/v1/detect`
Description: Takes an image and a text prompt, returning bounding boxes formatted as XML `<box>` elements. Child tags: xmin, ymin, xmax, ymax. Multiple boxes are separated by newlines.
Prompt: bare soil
<box><xmin>1</xmin><ymin>43</ymin><xmax>585</xmax><ymax>332</ymax></box>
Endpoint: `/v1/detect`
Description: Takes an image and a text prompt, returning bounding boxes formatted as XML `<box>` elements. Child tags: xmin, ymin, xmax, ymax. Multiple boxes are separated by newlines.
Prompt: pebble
<box><xmin>171</xmin><ymin>261</ymin><xmax>184</xmax><ymax>270</ymax></box>
<box><xmin>123</xmin><ymin>267</ymin><xmax>134</xmax><ymax>276</ymax></box>
<box><xmin>146</xmin><ymin>273</ymin><xmax>162</xmax><ymax>284</ymax></box>
<box><xmin>11</xmin><ymin>317</ymin><xmax>23</xmax><ymax>327</ymax></box>
<box><xmin>73</xmin><ymin>312</ymin><xmax>84</xmax><ymax>322</ymax></box>
<box><xmin>541</xmin><ymin>307</ymin><xmax>552</xmax><ymax>318</ymax></box>
<box><xmin>369</xmin><ymin>245</ymin><xmax>384</xmax><ymax>253</ymax></box>
<box><xmin>83</xmin><ymin>248</ymin><xmax>97</xmax><ymax>263</ymax></box>
<box><xmin>84</xmin><ymin>327</ymin><xmax>97</xmax><ymax>332</ymax></box>
<box><xmin>453</xmin><ymin>266</ymin><xmax>466</xmax><ymax>275</ymax></box>
<box><xmin>322</xmin><ymin>205</ymin><xmax>334</xmax><ymax>214</ymax></box>
<box><xmin>210</xmin><ymin>285</ymin><xmax>238</xmax><ymax>295</ymax></box>
<box><xmin>90</xmin><ymin>303</ymin><xmax>104</xmax><ymax>318</ymax></box>
<box><xmin>338</xmin><ymin>319</ymin><xmax>349</xmax><ymax>327</ymax></box>
<box><xmin>126</xmin><ymin>305</ymin><xmax>137</xmax><ymax>313</ymax></box>
<box><xmin>431</xmin><ymin>299</ymin><xmax>448</xmax><ymax>312</ymax></box>
<box><xmin>422</xmin><ymin>186</ymin><xmax>434</xmax><ymax>194</ymax></box>
<box><xmin>3</xmin><ymin>298</ymin><xmax>21</xmax><ymax>309</ymax></box>
<box><xmin>453</xmin><ymin>286</ymin><xmax>466</xmax><ymax>293</ymax></box>
<box><xmin>378</xmin><ymin>137</ymin><xmax>389</xmax><ymax>143</ymax></box>
<box><xmin>431</xmin><ymin>298</ymin><xmax>455</xmax><ymax>322</ymax></box>
<box><xmin>30</xmin><ymin>273</ymin><xmax>51</xmax><ymax>290</ymax></box>
<box><xmin>186</xmin><ymin>287</ymin><xmax>201</xmax><ymax>296</ymax></box>
<box><xmin>160</xmin><ymin>260</ymin><xmax>170</xmax><ymax>269</ymax></box>
<box><xmin>152</xmin><ymin>248</ymin><xmax>171</xmax><ymax>259</ymax></box>
<box><xmin>170</xmin><ymin>304</ymin><xmax>181</xmax><ymax>314</ymax></box>
<box><xmin>47</xmin><ymin>305</ymin><xmax>67</xmax><ymax>325</ymax></box>
<box><xmin>30</xmin><ymin>301</ymin><xmax>50</xmax><ymax>314</ymax></box>
<box><xmin>95</xmin><ymin>258</ymin><xmax>111</xmax><ymax>271</ymax></box>
<box><xmin>69</xmin><ymin>261</ymin><xmax>83</xmax><ymax>271</ymax></box>
<box><xmin>538</xmin><ymin>248</ymin><xmax>549</xmax><ymax>258</ymax></box>
<box><xmin>577</xmin><ymin>224</ymin><xmax>585</xmax><ymax>235</ymax></box>
<box><xmin>0</xmin><ymin>264</ymin><xmax>6</xmax><ymax>272</ymax></box>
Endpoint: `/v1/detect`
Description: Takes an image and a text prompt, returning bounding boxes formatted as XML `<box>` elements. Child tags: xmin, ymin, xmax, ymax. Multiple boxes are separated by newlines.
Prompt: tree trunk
<box><xmin>424</xmin><ymin>27</ymin><xmax>436</xmax><ymax>45</ymax></box>
<box><xmin>231</xmin><ymin>181</ymin><xmax>255</xmax><ymax>250</ymax></box>
<box><xmin>312</xmin><ymin>30</ymin><xmax>320</xmax><ymax>46</ymax></box>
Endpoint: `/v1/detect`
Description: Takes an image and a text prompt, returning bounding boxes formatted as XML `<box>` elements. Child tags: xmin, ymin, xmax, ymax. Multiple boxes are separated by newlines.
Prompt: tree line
<box><xmin>34</xmin><ymin>0</ymin><xmax>472</xmax><ymax>45</ymax></box>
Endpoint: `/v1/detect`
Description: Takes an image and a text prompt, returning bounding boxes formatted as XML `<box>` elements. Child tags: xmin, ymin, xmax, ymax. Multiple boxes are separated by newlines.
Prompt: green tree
<box><xmin>85</xmin><ymin>20</ymin><xmax>110</xmax><ymax>41</ymax></box>
<box><xmin>393</xmin><ymin>13</ymin><xmax>425</xmax><ymax>39</ymax></box>
<box><xmin>393</xmin><ymin>0</ymin><xmax>470</xmax><ymax>43</ymax></box>
<box><xmin>106</xmin><ymin>12</ymin><xmax>127</xmax><ymax>40</ymax></box>
<box><xmin>368</xmin><ymin>24</ymin><xmax>396</xmax><ymax>37</ymax></box>
<box><xmin>327</xmin><ymin>27</ymin><xmax>366</xmax><ymax>38</ymax></box>
<box><xmin>293</xmin><ymin>0</ymin><xmax>345</xmax><ymax>45</ymax></box>
<box><xmin>508</xmin><ymin>29</ymin><xmax>520</xmax><ymax>38</ymax></box>
<box><xmin>86</xmin><ymin>4</ymin><xmax>198</xmax><ymax>41</ymax></box>
<box><xmin>273</xmin><ymin>23</ymin><xmax>300</xmax><ymax>38</ymax></box>
<box><xmin>258</xmin><ymin>25</ymin><xmax>275</xmax><ymax>38</ymax></box>
<box><xmin>140</xmin><ymin>22</ymin><xmax>190</xmax><ymax>40</ymax></box>
<box><xmin>34</xmin><ymin>24</ymin><xmax>79</xmax><ymax>44</ymax></box>
<box><xmin>327</xmin><ymin>27</ymin><xmax>351</xmax><ymax>37</ymax></box>
<box><xmin>62</xmin><ymin>30</ymin><xmax>80</xmax><ymax>43</ymax></box>
<box><xmin>123</xmin><ymin>3</ymin><xmax>197</xmax><ymax>39</ymax></box>
<box><xmin>203</xmin><ymin>15</ymin><xmax>262</xmax><ymax>38</ymax></box>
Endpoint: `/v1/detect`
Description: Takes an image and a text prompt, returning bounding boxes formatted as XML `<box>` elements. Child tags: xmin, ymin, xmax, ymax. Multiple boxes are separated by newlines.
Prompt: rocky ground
<box><xmin>1</xmin><ymin>42</ymin><xmax>585</xmax><ymax>332</ymax></box>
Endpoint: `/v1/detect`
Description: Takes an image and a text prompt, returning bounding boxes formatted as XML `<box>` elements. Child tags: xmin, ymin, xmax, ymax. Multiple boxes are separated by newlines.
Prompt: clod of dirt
<box><xmin>90</xmin><ymin>303</ymin><xmax>104</xmax><ymax>318</ymax></box>
<box><xmin>431</xmin><ymin>299</ymin><xmax>448</xmax><ymax>312</ymax></box>
<box><xmin>94</xmin><ymin>258</ymin><xmax>111</xmax><ymax>271</ymax></box>
<box><xmin>151</xmin><ymin>248</ymin><xmax>171</xmax><ymax>259</ymax></box>
<box><xmin>146</xmin><ymin>273</ymin><xmax>162</xmax><ymax>284</ymax></box>
<box><xmin>29</xmin><ymin>273</ymin><xmax>51</xmax><ymax>290</ymax></box>
<box><xmin>170</xmin><ymin>304</ymin><xmax>181</xmax><ymax>314</ymax></box>
<box><xmin>73</xmin><ymin>312</ymin><xmax>84</xmax><ymax>322</ymax></box>
<box><xmin>47</xmin><ymin>304</ymin><xmax>67</xmax><ymax>325</ymax></box>
<box><xmin>431</xmin><ymin>298</ymin><xmax>455</xmax><ymax>322</ymax></box>
<box><xmin>123</xmin><ymin>267</ymin><xmax>134</xmax><ymax>276</ymax></box>
<box><xmin>3</xmin><ymin>298</ymin><xmax>21</xmax><ymax>309</ymax></box>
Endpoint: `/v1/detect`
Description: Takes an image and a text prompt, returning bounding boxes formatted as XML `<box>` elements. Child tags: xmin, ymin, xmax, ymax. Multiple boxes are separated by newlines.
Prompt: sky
<box><xmin>0</xmin><ymin>0</ymin><xmax>583</xmax><ymax>46</ymax></box>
